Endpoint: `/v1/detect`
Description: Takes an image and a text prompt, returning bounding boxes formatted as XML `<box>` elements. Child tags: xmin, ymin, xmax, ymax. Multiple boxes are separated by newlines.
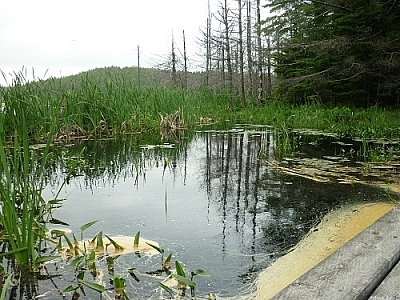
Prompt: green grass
<box><xmin>0</xmin><ymin>122</ymin><xmax>53</xmax><ymax>266</ymax></box>
<box><xmin>1</xmin><ymin>70</ymin><xmax>400</xmax><ymax>143</ymax></box>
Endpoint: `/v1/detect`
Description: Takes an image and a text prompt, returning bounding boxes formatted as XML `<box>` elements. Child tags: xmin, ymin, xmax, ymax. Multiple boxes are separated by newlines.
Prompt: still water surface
<box><xmin>36</xmin><ymin>126</ymin><xmax>391</xmax><ymax>299</ymax></box>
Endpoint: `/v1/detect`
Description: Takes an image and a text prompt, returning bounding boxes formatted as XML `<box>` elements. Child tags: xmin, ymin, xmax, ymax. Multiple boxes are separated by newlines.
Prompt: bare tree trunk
<box><xmin>205</xmin><ymin>0</ymin><xmax>212</xmax><ymax>86</ymax></box>
<box><xmin>256</xmin><ymin>0</ymin><xmax>264</xmax><ymax>103</ymax></box>
<box><xmin>183</xmin><ymin>30</ymin><xmax>188</xmax><ymax>89</ymax></box>
<box><xmin>221</xmin><ymin>35</ymin><xmax>226</xmax><ymax>87</ymax></box>
<box><xmin>266</xmin><ymin>37</ymin><xmax>272</xmax><ymax>96</ymax></box>
<box><xmin>223</xmin><ymin>0</ymin><xmax>233</xmax><ymax>92</ymax></box>
<box><xmin>238</xmin><ymin>0</ymin><xmax>245</xmax><ymax>105</ymax></box>
<box><xmin>171</xmin><ymin>32</ymin><xmax>177</xmax><ymax>86</ymax></box>
<box><xmin>137</xmin><ymin>45</ymin><xmax>141</xmax><ymax>88</ymax></box>
<box><xmin>205</xmin><ymin>17</ymin><xmax>210</xmax><ymax>86</ymax></box>
<box><xmin>246</xmin><ymin>0</ymin><xmax>254</xmax><ymax>96</ymax></box>
<box><xmin>234</xmin><ymin>43</ymin><xmax>239</xmax><ymax>75</ymax></box>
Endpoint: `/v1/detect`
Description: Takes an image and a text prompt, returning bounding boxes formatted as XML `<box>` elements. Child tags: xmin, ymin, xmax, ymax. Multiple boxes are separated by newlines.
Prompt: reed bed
<box><xmin>1</xmin><ymin>71</ymin><xmax>400</xmax><ymax>143</ymax></box>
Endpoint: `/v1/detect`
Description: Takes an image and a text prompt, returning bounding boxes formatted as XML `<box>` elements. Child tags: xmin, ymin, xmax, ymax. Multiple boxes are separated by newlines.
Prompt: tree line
<box><xmin>161</xmin><ymin>0</ymin><xmax>400</xmax><ymax>107</ymax></box>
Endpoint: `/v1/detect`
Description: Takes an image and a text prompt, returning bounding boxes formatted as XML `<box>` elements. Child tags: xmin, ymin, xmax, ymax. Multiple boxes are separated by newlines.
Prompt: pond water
<box><xmin>4</xmin><ymin>126</ymin><xmax>397</xmax><ymax>299</ymax></box>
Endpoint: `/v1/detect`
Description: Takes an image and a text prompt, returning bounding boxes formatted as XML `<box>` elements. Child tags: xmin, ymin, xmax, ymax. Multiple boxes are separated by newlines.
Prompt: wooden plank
<box><xmin>271</xmin><ymin>205</ymin><xmax>400</xmax><ymax>300</ymax></box>
<box><xmin>369</xmin><ymin>260</ymin><xmax>400</xmax><ymax>299</ymax></box>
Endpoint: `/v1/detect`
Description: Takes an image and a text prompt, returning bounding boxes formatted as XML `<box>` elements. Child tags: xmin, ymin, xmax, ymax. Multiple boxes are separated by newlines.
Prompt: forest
<box><xmin>163</xmin><ymin>0</ymin><xmax>400</xmax><ymax>107</ymax></box>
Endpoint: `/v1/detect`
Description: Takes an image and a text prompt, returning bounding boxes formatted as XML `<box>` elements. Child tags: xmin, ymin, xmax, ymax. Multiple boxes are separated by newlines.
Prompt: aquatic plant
<box><xmin>2</xmin><ymin>69</ymin><xmax>400</xmax><ymax>149</ymax></box>
<box><xmin>0</xmin><ymin>123</ymin><xmax>58</xmax><ymax>266</ymax></box>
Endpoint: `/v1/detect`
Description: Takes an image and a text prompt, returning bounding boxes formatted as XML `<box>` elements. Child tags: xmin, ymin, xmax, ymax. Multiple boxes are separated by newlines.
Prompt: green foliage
<box><xmin>133</xmin><ymin>231</ymin><xmax>140</xmax><ymax>247</ymax></box>
<box><xmin>0</xmin><ymin>69</ymin><xmax>232</xmax><ymax>142</ymax></box>
<box><xmin>0</xmin><ymin>119</ymin><xmax>57</xmax><ymax>265</ymax></box>
<box><xmin>266</xmin><ymin>0</ymin><xmax>400</xmax><ymax>106</ymax></box>
<box><xmin>80</xmin><ymin>220</ymin><xmax>99</xmax><ymax>240</ymax></box>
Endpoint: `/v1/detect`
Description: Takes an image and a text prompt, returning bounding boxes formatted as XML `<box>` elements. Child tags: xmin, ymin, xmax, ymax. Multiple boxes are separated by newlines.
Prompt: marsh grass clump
<box><xmin>3</xmin><ymin>69</ymin><xmax>400</xmax><ymax>145</ymax></box>
<box><xmin>0</xmin><ymin>123</ymin><xmax>58</xmax><ymax>267</ymax></box>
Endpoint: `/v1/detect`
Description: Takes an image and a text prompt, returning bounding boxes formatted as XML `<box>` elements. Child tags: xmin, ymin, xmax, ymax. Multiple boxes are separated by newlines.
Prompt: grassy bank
<box><xmin>1</xmin><ymin>70</ymin><xmax>400</xmax><ymax>142</ymax></box>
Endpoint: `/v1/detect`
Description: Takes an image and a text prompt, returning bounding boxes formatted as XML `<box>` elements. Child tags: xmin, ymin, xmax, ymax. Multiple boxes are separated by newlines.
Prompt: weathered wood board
<box><xmin>271</xmin><ymin>205</ymin><xmax>400</xmax><ymax>300</ymax></box>
<box><xmin>369</xmin><ymin>260</ymin><xmax>400</xmax><ymax>300</ymax></box>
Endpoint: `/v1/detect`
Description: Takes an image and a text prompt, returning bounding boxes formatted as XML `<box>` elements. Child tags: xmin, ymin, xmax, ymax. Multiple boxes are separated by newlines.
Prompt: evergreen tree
<box><xmin>265</xmin><ymin>0</ymin><xmax>400</xmax><ymax>106</ymax></box>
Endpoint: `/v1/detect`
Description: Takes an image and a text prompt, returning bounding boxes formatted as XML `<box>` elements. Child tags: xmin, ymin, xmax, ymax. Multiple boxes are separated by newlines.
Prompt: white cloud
<box><xmin>0</xmin><ymin>0</ymin><xmax>228</xmax><ymax>85</ymax></box>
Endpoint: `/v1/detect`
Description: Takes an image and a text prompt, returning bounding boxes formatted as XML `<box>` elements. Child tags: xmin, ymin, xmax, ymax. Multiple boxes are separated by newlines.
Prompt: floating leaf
<box><xmin>78</xmin><ymin>279</ymin><xmax>105</xmax><ymax>293</ymax></box>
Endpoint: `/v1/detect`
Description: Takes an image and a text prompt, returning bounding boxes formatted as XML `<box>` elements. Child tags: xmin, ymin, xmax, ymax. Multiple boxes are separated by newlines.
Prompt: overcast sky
<box><xmin>0</xmin><ymin>0</ymin><xmax>222</xmax><ymax>85</ymax></box>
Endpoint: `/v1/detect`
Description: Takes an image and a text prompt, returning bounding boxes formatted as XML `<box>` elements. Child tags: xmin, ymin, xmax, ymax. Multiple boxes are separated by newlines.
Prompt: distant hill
<box><xmin>38</xmin><ymin>66</ymin><xmax>224</xmax><ymax>91</ymax></box>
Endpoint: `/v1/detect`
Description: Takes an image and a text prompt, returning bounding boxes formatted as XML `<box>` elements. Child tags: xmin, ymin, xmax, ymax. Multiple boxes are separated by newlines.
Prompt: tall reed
<box><xmin>0</xmin><ymin>115</ymin><xmax>54</xmax><ymax>266</ymax></box>
<box><xmin>2</xmin><ymin>70</ymin><xmax>400</xmax><ymax>142</ymax></box>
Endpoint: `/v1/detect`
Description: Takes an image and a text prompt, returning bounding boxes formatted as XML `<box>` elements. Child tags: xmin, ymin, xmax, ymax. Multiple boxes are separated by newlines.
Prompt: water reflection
<box><xmin>34</xmin><ymin>127</ymin><xmax>392</xmax><ymax>299</ymax></box>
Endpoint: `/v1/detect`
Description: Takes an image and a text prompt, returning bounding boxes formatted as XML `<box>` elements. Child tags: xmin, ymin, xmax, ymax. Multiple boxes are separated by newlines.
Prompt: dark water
<box><xmin>2</xmin><ymin>126</ymin><xmax>393</xmax><ymax>299</ymax></box>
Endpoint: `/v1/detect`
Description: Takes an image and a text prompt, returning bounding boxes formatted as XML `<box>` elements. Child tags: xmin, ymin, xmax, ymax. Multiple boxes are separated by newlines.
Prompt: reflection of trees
<box><xmin>35</xmin><ymin>127</ymin><xmax>391</xmax><ymax>284</ymax></box>
<box><xmin>201</xmin><ymin>127</ymin><xmax>389</xmax><ymax>267</ymax></box>
<box><xmin>41</xmin><ymin>134</ymin><xmax>191</xmax><ymax>191</ymax></box>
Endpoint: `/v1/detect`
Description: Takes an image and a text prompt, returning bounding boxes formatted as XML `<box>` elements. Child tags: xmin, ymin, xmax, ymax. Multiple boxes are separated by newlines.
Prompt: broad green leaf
<box><xmin>78</xmin><ymin>279</ymin><xmax>105</xmax><ymax>293</ymax></box>
<box><xmin>1</xmin><ymin>274</ymin><xmax>12</xmax><ymax>299</ymax></box>
<box><xmin>146</xmin><ymin>242</ymin><xmax>164</xmax><ymax>255</ymax></box>
<box><xmin>50</xmin><ymin>229</ymin><xmax>65</xmax><ymax>238</ymax></box>
<box><xmin>134</xmin><ymin>231</ymin><xmax>140</xmax><ymax>247</ymax></box>
<box><xmin>163</xmin><ymin>253</ymin><xmax>172</xmax><ymax>270</ymax></box>
<box><xmin>96</xmin><ymin>231</ymin><xmax>103</xmax><ymax>249</ymax></box>
<box><xmin>62</xmin><ymin>285</ymin><xmax>77</xmax><ymax>293</ymax></box>
<box><xmin>113</xmin><ymin>276</ymin><xmax>126</xmax><ymax>288</ymax></box>
<box><xmin>105</xmin><ymin>235</ymin><xmax>124</xmax><ymax>250</ymax></box>
<box><xmin>80</xmin><ymin>220</ymin><xmax>99</xmax><ymax>233</ymax></box>
<box><xmin>0</xmin><ymin>247</ymin><xmax>28</xmax><ymax>258</ymax></box>
<box><xmin>191</xmin><ymin>269</ymin><xmax>211</xmax><ymax>277</ymax></box>
<box><xmin>34</xmin><ymin>255</ymin><xmax>59</xmax><ymax>265</ymax></box>
<box><xmin>48</xmin><ymin>199</ymin><xmax>65</xmax><ymax>205</ymax></box>
<box><xmin>175</xmin><ymin>260</ymin><xmax>185</xmax><ymax>277</ymax></box>
<box><xmin>88</xmin><ymin>250</ymin><xmax>96</xmax><ymax>261</ymax></box>
<box><xmin>63</xmin><ymin>234</ymin><xmax>74</xmax><ymax>250</ymax></box>
<box><xmin>156</xmin><ymin>281</ymin><xmax>175</xmax><ymax>297</ymax></box>
<box><xmin>122</xmin><ymin>290</ymin><xmax>130</xmax><ymax>300</ymax></box>
<box><xmin>171</xmin><ymin>274</ymin><xmax>196</xmax><ymax>289</ymax></box>
<box><xmin>70</xmin><ymin>256</ymin><xmax>85</xmax><ymax>271</ymax></box>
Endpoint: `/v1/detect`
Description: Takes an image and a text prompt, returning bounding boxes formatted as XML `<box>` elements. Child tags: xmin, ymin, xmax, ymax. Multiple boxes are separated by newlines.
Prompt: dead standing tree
<box><xmin>205</xmin><ymin>0</ymin><xmax>212</xmax><ymax>86</ymax></box>
<box><xmin>171</xmin><ymin>32</ymin><xmax>177</xmax><ymax>86</ymax></box>
<box><xmin>256</xmin><ymin>0</ymin><xmax>264</xmax><ymax>103</ymax></box>
<box><xmin>221</xmin><ymin>0</ymin><xmax>234</xmax><ymax>93</ymax></box>
<box><xmin>237</xmin><ymin>0</ymin><xmax>246</xmax><ymax>105</ymax></box>
<box><xmin>246</xmin><ymin>0</ymin><xmax>254</xmax><ymax>97</ymax></box>
<box><xmin>182</xmin><ymin>30</ymin><xmax>188</xmax><ymax>89</ymax></box>
<box><xmin>137</xmin><ymin>45</ymin><xmax>141</xmax><ymax>88</ymax></box>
